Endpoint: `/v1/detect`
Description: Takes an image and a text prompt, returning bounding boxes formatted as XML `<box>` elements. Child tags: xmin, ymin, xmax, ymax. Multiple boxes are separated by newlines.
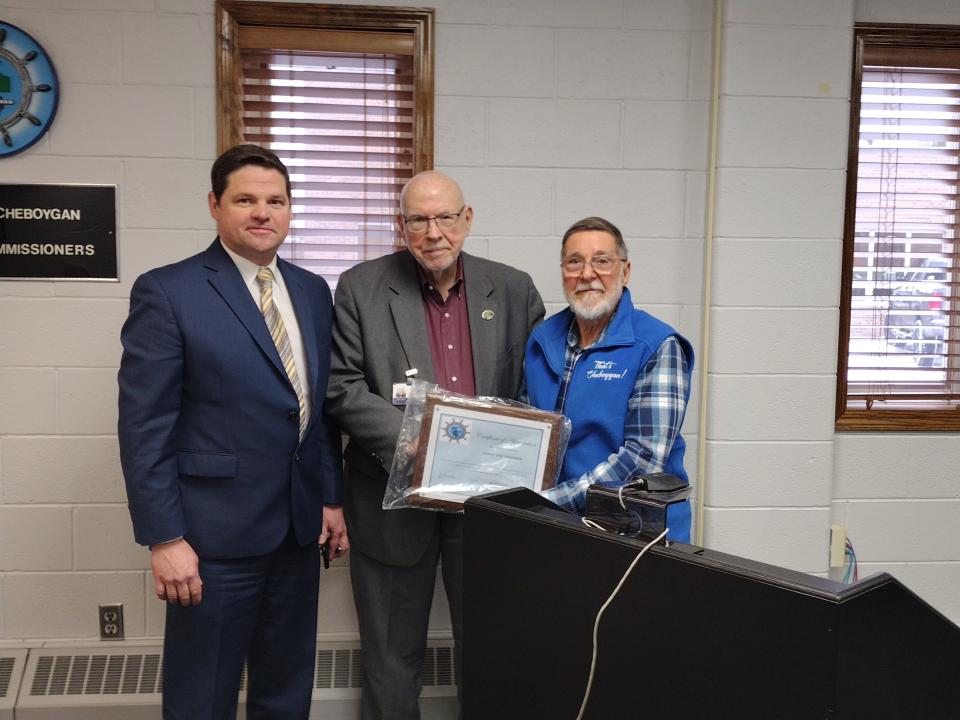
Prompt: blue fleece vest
<box><xmin>524</xmin><ymin>288</ymin><xmax>694</xmax><ymax>541</ymax></box>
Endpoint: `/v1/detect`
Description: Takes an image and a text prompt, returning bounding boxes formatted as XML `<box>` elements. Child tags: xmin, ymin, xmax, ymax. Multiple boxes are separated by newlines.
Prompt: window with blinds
<box><xmin>215</xmin><ymin>1</ymin><xmax>434</xmax><ymax>290</ymax></box>
<box><xmin>837</xmin><ymin>25</ymin><xmax>960</xmax><ymax>430</ymax></box>
<box><xmin>241</xmin><ymin>49</ymin><xmax>414</xmax><ymax>286</ymax></box>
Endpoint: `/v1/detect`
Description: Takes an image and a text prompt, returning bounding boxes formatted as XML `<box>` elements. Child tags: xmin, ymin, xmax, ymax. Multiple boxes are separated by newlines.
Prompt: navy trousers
<box><xmin>162</xmin><ymin>533</ymin><xmax>321</xmax><ymax>720</ymax></box>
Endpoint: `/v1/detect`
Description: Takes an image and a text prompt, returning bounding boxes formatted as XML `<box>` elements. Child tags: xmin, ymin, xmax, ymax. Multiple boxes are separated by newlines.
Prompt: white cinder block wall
<box><xmin>0</xmin><ymin>0</ymin><xmax>956</xmax><ymax>647</ymax></box>
<box><xmin>702</xmin><ymin>0</ymin><xmax>852</xmax><ymax>573</ymax></box>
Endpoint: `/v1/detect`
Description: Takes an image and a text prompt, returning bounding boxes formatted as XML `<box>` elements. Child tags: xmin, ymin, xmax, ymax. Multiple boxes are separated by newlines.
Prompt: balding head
<box><xmin>399</xmin><ymin>170</ymin><xmax>466</xmax><ymax>216</ymax></box>
<box><xmin>397</xmin><ymin>170</ymin><xmax>473</xmax><ymax>288</ymax></box>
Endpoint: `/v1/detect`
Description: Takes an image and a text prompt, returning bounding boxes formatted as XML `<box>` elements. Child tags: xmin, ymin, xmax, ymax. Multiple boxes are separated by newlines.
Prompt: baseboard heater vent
<box><xmin>314</xmin><ymin>646</ymin><xmax>363</xmax><ymax>689</ymax></box>
<box><xmin>421</xmin><ymin>643</ymin><xmax>454</xmax><ymax>687</ymax></box>
<box><xmin>17</xmin><ymin>648</ymin><xmax>162</xmax><ymax>720</ymax></box>
<box><xmin>1</xmin><ymin>651</ymin><xmax>27</xmax><ymax>720</ymax></box>
<box><xmin>29</xmin><ymin>651</ymin><xmax>162</xmax><ymax>696</ymax></box>
<box><xmin>13</xmin><ymin>640</ymin><xmax>456</xmax><ymax>718</ymax></box>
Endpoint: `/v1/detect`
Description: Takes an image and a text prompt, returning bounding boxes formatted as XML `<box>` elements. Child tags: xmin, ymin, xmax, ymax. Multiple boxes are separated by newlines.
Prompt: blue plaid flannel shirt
<box><xmin>532</xmin><ymin>321</ymin><xmax>689</xmax><ymax>513</ymax></box>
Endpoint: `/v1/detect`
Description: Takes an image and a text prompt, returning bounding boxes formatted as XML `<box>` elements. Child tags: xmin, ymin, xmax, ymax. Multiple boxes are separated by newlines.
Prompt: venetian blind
<box><xmin>843</xmin><ymin>44</ymin><xmax>960</xmax><ymax>416</ymax></box>
<box><xmin>239</xmin><ymin>43</ymin><xmax>415</xmax><ymax>289</ymax></box>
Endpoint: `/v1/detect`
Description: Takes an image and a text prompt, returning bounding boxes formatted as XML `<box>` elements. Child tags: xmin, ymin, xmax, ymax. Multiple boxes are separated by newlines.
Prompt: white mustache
<box><xmin>575</xmin><ymin>281</ymin><xmax>605</xmax><ymax>293</ymax></box>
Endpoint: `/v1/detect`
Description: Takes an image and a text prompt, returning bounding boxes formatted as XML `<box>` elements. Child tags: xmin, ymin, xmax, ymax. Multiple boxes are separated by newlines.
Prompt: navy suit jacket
<box><xmin>118</xmin><ymin>239</ymin><xmax>342</xmax><ymax>559</ymax></box>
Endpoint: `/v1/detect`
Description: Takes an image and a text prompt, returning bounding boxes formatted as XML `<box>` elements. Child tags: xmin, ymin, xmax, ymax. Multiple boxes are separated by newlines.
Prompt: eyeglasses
<box><xmin>402</xmin><ymin>206</ymin><xmax>466</xmax><ymax>234</ymax></box>
<box><xmin>561</xmin><ymin>255</ymin><xmax>623</xmax><ymax>276</ymax></box>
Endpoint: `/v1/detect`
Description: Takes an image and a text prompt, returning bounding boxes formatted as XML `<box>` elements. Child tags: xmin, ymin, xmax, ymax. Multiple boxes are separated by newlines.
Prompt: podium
<box><xmin>463</xmin><ymin>488</ymin><xmax>960</xmax><ymax>720</ymax></box>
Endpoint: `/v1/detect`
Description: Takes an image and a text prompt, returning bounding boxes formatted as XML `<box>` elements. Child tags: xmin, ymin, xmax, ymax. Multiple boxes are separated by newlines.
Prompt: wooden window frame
<box><xmin>215</xmin><ymin>0</ymin><xmax>434</xmax><ymax>173</ymax></box>
<box><xmin>836</xmin><ymin>23</ymin><xmax>960</xmax><ymax>431</ymax></box>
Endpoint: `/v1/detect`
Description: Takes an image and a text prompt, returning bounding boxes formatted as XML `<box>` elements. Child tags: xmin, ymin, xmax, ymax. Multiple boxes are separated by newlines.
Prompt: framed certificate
<box><xmin>409</xmin><ymin>394</ymin><xmax>563</xmax><ymax>509</ymax></box>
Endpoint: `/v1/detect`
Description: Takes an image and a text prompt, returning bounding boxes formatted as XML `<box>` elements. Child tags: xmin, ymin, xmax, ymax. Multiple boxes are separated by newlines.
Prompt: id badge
<box><xmin>392</xmin><ymin>382</ymin><xmax>409</xmax><ymax>407</ymax></box>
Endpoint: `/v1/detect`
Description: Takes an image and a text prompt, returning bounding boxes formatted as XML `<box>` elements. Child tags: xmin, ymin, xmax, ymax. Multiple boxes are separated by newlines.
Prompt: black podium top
<box><xmin>463</xmin><ymin>488</ymin><xmax>960</xmax><ymax>720</ymax></box>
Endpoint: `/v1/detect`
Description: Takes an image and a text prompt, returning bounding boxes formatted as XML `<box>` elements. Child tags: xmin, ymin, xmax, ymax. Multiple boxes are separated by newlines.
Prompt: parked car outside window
<box><xmin>886</xmin><ymin>258</ymin><xmax>949</xmax><ymax>367</ymax></box>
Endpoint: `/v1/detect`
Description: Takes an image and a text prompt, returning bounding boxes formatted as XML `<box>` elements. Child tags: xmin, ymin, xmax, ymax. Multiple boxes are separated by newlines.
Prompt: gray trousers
<box><xmin>350</xmin><ymin>513</ymin><xmax>463</xmax><ymax>720</ymax></box>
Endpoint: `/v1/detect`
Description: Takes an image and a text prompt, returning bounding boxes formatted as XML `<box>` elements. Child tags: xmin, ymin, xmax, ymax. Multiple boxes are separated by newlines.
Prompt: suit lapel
<box><xmin>463</xmin><ymin>253</ymin><xmax>499</xmax><ymax>395</ymax></box>
<box><xmin>388</xmin><ymin>252</ymin><xmax>435</xmax><ymax>382</ymax></box>
<box><xmin>203</xmin><ymin>240</ymin><xmax>286</xmax><ymax>379</ymax></box>
<box><xmin>280</xmin><ymin>260</ymin><xmax>320</xmax><ymax>423</ymax></box>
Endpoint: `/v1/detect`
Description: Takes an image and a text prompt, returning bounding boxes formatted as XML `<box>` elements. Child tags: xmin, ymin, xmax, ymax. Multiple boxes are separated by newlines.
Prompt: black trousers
<box><xmin>350</xmin><ymin>513</ymin><xmax>463</xmax><ymax>720</ymax></box>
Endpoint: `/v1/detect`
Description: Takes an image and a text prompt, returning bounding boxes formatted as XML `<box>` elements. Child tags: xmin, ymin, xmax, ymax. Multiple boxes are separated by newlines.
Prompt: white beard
<box><xmin>565</xmin><ymin>278</ymin><xmax>623</xmax><ymax>322</ymax></box>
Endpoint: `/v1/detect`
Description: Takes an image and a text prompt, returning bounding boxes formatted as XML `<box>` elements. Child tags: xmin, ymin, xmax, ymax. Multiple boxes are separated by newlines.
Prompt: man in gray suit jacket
<box><xmin>326</xmin><ymin>171</ymin><xmax>544</xmax><ymax>719</ymax></box>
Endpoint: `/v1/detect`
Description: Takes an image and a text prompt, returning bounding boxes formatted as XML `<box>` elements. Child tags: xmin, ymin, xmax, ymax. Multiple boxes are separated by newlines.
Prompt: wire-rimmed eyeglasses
<box><xmin>402</xmin><ymin>205</ymin><xmax>466</xmax><ymax>234</ymax></box>
<box><xmin>561</xmin><ymin>255</ymin><xmax>624</xmax><ymax>276</ymax></box>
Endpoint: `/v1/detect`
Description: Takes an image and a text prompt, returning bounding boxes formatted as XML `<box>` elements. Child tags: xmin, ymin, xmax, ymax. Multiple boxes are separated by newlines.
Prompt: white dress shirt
<box><xmin>220</xmin><ymin>240</ymin><xmax>312</xmax><ymax>423</ymax></box>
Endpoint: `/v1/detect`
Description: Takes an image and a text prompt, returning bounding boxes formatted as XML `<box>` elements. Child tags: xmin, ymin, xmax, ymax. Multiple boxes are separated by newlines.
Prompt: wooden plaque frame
<box><xmin>408</xmin><ymin>394</ymin><xmax>564</xmax><ymax>510</ymax></box>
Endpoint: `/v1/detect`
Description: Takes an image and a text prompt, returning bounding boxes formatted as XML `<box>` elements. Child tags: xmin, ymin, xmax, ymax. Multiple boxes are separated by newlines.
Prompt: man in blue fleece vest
<box><xmin>524</xmin><ymin>216</ymin><xmax>695</xmax><ymax>541</ymax></box>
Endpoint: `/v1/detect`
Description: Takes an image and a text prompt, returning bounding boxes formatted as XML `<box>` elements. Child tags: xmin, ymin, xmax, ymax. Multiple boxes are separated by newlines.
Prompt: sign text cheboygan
<box><xmin>0</xmin><ymin>184</ymin><xmax>117</xmax><ymax>281</ymax></box>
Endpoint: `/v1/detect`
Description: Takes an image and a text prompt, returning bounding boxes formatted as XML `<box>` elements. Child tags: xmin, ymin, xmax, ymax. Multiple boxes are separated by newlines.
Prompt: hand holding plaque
<box><xmin>383</xmin><ymin>380</ymin><xmax>571</xmax><ymax>511</ymax></box>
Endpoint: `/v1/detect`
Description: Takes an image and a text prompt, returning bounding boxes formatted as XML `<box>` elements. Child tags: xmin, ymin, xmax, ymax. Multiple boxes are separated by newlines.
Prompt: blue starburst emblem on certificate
<box><xmin>441</xmin><ymin>418</ymin><xmax>470</xmax><ymax>444</ymax></box>
<box><xmin>0</xmin><ymin>22</ymin><xmax>59</xmax><ymax>158</ymax></box>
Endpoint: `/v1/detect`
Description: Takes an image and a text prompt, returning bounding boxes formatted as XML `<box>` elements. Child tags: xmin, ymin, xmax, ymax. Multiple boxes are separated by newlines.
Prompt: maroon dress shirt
<box><xmin>419</xmin><ymin>257</ymin><xmax>477</xmax><ymax>396</ymax></box>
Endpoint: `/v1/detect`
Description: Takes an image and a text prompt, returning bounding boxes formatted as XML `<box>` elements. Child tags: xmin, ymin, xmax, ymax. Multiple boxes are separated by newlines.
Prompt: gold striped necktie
<box><xmin>256</xmin><ymin>267</ymin><xmax>306</xmax><ymax>440</ymax></box>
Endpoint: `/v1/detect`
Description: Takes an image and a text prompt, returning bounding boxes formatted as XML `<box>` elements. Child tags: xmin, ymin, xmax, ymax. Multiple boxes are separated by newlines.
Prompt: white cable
<box><xmin>581</xmin><ymin>517</ymin><xmax>605</xmax><ymax>531</ymax></box>
<box><xmin>574</xmin><ymin>527</ymin><xmax>669</xmax><ymax>720</ymax></box>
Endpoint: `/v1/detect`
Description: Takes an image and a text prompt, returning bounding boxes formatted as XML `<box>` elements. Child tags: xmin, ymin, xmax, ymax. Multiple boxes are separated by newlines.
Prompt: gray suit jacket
<box><xmin>326</xmin><ymin>250</ymin><xmax>545</xmax><ymax>566</ymax></box>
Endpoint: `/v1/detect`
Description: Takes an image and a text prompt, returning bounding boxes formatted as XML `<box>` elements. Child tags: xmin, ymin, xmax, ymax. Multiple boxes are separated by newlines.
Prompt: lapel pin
<box><xmin>481</xmin><ymin>309</ymin><xmax>495</xmax><ymax>320</ymax></box>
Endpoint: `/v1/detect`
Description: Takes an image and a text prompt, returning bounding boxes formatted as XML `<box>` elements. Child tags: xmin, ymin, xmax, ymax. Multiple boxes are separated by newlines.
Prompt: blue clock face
<box><xmin>0</xmin><ymin>22</ymin><xmax>59</xmax><ymax>158</ymax></box>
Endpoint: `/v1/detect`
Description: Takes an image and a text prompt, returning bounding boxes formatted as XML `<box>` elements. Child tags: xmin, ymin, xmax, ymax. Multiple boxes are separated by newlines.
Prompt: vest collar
<box><xmin>533</xmin><ymin>288</ymin><xmax>637</xmax><ymax>376</ymax></box>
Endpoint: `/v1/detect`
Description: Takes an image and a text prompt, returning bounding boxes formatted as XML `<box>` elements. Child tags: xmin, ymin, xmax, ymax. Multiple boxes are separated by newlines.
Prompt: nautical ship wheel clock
<box><xmin>0</xmin><ymin>21</ymin><xmax>59</xmax><ymax>158</ymax></box>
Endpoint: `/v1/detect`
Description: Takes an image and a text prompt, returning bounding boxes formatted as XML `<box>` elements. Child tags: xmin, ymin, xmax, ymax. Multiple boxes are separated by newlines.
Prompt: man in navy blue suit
<box><xmin>118</xmin><ymin>144</ymin><xmax>348</xmax><ymax>719</ymax></box>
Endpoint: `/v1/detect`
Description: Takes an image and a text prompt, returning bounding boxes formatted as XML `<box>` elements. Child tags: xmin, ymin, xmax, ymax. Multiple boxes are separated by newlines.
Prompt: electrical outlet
<box><xmin>99</xmin><ymin>603</ymin><xmax>124</xmax><ymax>641</ymax></box>
<box><xmin>829</xmin><ymin>524</ymin><xmax>846</xmax><ymax>568</ymax></box>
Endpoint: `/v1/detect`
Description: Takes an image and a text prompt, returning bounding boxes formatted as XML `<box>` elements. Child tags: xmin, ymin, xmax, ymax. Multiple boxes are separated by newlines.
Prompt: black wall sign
<box><xmin>0</xmin><ymin>183</ymin><xmax>117</xmax><ymax>280</ymax></box>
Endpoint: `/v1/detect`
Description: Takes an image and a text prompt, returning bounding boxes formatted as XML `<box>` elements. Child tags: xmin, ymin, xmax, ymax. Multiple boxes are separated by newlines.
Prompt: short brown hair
<box><xmin>560</xmin><ymin>216</ymin><xmax>627</xmax><ymax>259</ymax></box>
<box><xmin>210</xmin><ymin>144</ymin><xmax>291</xmax><ymax>202</ymax></box>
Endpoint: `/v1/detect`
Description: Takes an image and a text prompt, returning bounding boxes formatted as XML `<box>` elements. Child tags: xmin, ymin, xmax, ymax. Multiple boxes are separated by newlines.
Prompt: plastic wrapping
<box><xmin>384</xmin><ymin>380</ymin><xmax>572</xmax><ymax>511</ymax></box>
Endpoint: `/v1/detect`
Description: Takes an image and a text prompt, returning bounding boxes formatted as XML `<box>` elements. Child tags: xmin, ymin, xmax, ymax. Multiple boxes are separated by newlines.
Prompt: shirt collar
<box><xmin>566</xmin><ymin>314</ymin><xmax>612</xmax><ymax>351</ymax></box>
<box><xmin>417</xmin><ymin>254</ymin><xmax>465</xmax><ymax>298</ymax></box>
<box><xmin>220</xmin><ymin>238</ymin><xmax>282</xmax><ymax>290</ymax></box>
